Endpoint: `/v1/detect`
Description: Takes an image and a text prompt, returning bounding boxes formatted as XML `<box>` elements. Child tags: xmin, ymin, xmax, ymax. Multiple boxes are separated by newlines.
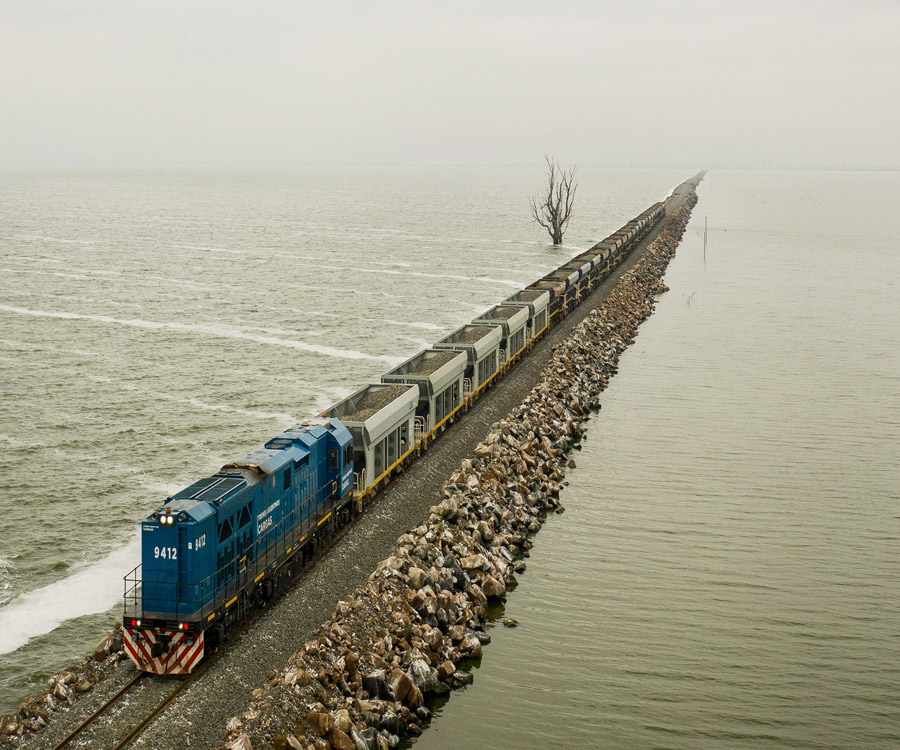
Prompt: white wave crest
<box><xmin>10</xmin><ymin>234</ymin><xmax>94</xmax><ymax>245</ymax></box>
<box><xmin>0</xmin><ymin>533</ymin><xmax>140</xmax><ymax>655</ymax></box>
<box><xmin>365</xmin><ymin>318</ymin><xmax>446</xmax><ymax>331</ymax></box>
<box><xmin>0</xmin><ymin>305</ymin><xmax>396</xmax><ymax>363</ymax></box>
<box><xmin>320</xmin><ymin>264</ymin><xmax>524</xmax><ymax>287</ymax></box>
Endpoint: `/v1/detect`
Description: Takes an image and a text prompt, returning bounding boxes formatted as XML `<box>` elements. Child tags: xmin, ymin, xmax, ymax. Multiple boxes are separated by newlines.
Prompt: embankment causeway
<box><xmin>222</xmin><ymin>188</ymin><xmax>700</xmax><ymax>750</ymax></box>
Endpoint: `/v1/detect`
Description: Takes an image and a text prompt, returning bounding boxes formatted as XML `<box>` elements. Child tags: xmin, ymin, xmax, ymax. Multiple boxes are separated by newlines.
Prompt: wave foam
<box><xmin>0</xmin><ymin>533</ymin><xmax>140</xmax><ymax>655</ymax></box>
<box><xmin>0</xmin><ymin>305</ymin><xmax>395</xmax><ymax>363</ymax></box>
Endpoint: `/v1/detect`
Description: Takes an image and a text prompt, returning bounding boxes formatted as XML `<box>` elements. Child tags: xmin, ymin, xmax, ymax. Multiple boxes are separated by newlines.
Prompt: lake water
<box><xmin>0</xmin><ymin>166</ymin><xmax>682</xmax><ymax>713</ymax></box>
<box><xmin>415</xmin><ymin>170</ymin><xmax>900</xmax><ymax>749</ymax></box>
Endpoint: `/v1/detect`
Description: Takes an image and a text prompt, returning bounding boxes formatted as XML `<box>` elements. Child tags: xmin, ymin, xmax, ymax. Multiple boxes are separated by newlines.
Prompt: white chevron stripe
<box><xmin>124</xmin><ymin>627</ymin><xmax>205</xmax><ymax>674</ymax></box>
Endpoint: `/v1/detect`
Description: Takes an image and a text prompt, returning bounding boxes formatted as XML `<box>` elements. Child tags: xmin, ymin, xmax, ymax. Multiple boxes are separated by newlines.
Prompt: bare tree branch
<box><xmin>529</xmin><ymin>154</ymin><xmax>577</xmax><ymax>245</ymax></box>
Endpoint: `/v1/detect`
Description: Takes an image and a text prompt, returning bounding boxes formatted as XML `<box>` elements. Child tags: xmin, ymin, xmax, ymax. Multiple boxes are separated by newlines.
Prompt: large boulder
<box><xmin>305</xmin><ymin>711</ymin><xmax>334</xmax><ymax>737</ymax></box>
<box><xmin>388</xmin><ymin>669</ymin><xmax>414</xmax><ymax>705</ymax></box>
<box><xmin>433</xmin><ymin>497</ymin><xmax>459</xmax><ymax>521</ymax></box>
<box><xmin>282</xmin><ymin>667</ymin><xmax>313</xmax><ymax>688</ymax></box>
<box><xmin>481</xmin><ymin>575</ymin><xmax>506</xmax><ymax>599</ymax></box>
<box><xmin>476</xmin><ymin>521</ymin><xmax>494</xmax><ymax>543</ymax></box>
<box><xmin>460</xmin><ymin>554</ymin><xmax>489</xmax><ymax>571</ymax></box>
<box><xmin>225</xmin><ymin>734</ymin><xmax>254</xmax><ymax>750</ymax></box>
<box><xmin>362</xmin><ymin>670</ymin><xmax>391</xmax><ymax>700</ymax></box>
<box><xmin>436</xmin><ymin>660</ymin><xmax>456</xmax><ymax>682</ymax></box>
<box><xmin>351</xmin><ymin>728</ymin><xmax>378</xmax><ymax>750</ymax></box>
<box><xmin>92</xmin><ymin>635</ymin><xmax>114</xmax><ymax>661</ymax></box>
<box><xmin>407</xmin><ymin>567</ymin><xmax>427</xmax><ymax>590</ymax></box>
<box><xmin>333</xmin><ymin>709</ymin><xmax>353</xmax><ymax>734</ymax></box>
<box><xmin>407</xmin><ymin>650</ymin><xmax>444</xmax><ymax>695</ymax></box>
<box><xmin>328</xmin><ymin>728</ymin><xmax>356</xmax><ymax>750</ymax></box>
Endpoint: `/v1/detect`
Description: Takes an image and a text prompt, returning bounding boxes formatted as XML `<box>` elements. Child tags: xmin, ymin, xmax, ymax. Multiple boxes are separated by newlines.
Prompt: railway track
<box><xmin>50</xmin><ymin>674</ymin><xmax>144</xmax><ymax>750</ymax></box>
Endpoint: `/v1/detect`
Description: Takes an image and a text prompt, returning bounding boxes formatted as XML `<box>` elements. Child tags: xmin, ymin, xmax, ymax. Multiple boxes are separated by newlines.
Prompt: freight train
<box><xmin>123</xmin><ymin>199</ymin><xmax>667</xmax><ymax>675</ymax></box>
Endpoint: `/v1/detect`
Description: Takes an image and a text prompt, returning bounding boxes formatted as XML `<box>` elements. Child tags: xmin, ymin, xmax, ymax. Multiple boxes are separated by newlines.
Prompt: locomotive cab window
<box><xmin>329</xmin><ymin>449</ymin><xmax>339</xmax><ymax>469</ymax></box>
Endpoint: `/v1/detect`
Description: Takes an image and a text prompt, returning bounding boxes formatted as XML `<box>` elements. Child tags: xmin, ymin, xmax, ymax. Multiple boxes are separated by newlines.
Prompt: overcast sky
<box><xmin>2</xmin><ymin>1</ymin><xmax>897</xmax><ymax>169</ymax></box>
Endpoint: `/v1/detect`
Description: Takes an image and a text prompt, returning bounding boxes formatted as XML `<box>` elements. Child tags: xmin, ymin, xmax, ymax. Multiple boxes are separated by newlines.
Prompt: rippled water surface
<box><xmin>416</xmin><ymin>171</ymin><xmax>900</xmax><ymax>749</ymax></box>
<box><xmin>0</xmin><ymin>167</ymin><xmax>683</xmax><ymax>711</ymax></box>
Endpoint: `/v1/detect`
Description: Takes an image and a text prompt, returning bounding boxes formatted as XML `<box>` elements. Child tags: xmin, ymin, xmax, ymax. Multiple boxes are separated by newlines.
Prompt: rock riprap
<box><xmin>0</xmin><ymin>623</ymin><xmax>125</xmax><ymax>739</ymax></box>
<box><xmin>222</xmin><ymin>190</ymin><xmax>699</xmax><ymax>750</ymax></box>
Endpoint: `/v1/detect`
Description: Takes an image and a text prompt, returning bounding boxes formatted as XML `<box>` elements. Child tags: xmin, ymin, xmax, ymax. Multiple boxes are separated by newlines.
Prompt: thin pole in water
<box><xmin>703</xmin><ymin>216</ymin><xmax>708</xmax><ymax>263</ymax></box>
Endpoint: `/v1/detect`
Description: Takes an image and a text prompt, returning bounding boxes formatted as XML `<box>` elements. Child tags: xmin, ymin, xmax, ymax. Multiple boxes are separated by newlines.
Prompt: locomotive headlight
<box><xmin>166</xmin><ymin>515</ymin><xmax>174</xmax><ymax>525</ymax></box>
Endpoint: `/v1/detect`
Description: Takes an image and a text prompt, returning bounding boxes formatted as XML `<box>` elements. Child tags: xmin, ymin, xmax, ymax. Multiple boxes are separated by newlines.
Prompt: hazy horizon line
<box><xmin>1</xmin><ymin>162</ymin><xmax>898</xmax><ymax>173</ymax></box>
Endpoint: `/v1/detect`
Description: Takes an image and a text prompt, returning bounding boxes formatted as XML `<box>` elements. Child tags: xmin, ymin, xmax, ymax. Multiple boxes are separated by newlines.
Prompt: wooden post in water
<box><xmin>703</xmin><ymin>216</ymin><xmax>708</xmax><ymax>263</ymax></box>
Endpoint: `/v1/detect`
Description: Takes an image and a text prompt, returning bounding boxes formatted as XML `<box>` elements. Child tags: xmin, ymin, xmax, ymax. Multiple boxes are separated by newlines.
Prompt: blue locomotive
<box><xmin>124</xmin><ymin>419</ymin><xmax>352</xmax><ymax>674</ymax></box>
<box><xmin>123</xmin><ymin>199</ymin><xmax>668</xmax><ymax>675</ymax></box>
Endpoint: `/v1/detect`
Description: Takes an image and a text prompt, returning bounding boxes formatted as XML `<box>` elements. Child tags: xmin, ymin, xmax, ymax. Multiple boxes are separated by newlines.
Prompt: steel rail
<box><xmin>50</xmin><ymin>672</ymin><xmax>145</xmax><ymax>750</ymax></box>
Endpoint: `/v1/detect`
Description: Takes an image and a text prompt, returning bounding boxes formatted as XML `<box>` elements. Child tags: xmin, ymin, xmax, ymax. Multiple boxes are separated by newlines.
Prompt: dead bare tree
<box><xmin>529</xmin><ymin>155</ymin><xmax>577</xmax><ymax>245</ymax></box>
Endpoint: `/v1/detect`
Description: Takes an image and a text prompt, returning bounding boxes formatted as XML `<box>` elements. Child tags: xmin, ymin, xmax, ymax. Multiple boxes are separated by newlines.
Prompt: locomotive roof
<box><xmin>266</xmin><ymin>417</ymin><xmax>351</xmax><ymax>449</ymax></box>
<box><xmin>227</xmin><ymin>444</ymin><xmax>307</xmax><ymax>476</ymax></box>
<box><xmin>170</xmin><ymin>474</ymin><xmax>248</xmax><ymax>505</ymax></box>
<box><xmin>147</xmin><ymin>497</ymin><xmax>216</xmax><ymax>523</ymax></box>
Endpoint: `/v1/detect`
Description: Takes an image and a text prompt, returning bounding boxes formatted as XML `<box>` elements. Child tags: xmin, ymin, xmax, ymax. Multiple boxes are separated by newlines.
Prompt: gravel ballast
<box><xmin>506</xmin><ymin>290</ymin><xmax>543</xmax><ymax>303</ymax></box>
